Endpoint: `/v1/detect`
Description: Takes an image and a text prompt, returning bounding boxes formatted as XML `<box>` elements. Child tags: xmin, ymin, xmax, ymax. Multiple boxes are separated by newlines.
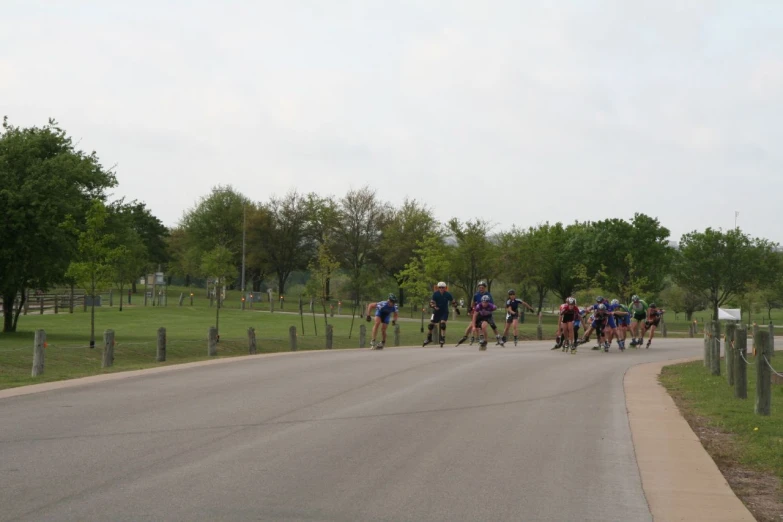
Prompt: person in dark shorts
<box><xmin>473</xmin><ymin>295</ymin><xmax>498</xmax><ymax>350</ymax></box>
<box><xmin>365</xmin><ymin>294</ymin><xmax>399</xmax><ymax>349</ymax></box>
<box><xmin>641</xmin><ymin>303</ymin><xmax>665</xmax><ymax>349</ymax></box>
<box><xmin>502</xmin><ymin>290</ymin><xmax>535</xmax><ymax>346</ymax></box>
<box><xmin>423</xmin><ymin>281</ymin><xmax>460</xmax><ymax>347</ymax></box>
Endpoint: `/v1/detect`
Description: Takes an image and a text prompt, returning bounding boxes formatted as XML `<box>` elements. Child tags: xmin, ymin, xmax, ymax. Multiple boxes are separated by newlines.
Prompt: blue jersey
<box><xmin>375</xmin><ymin>301</ymin><xmax>398</xmax><ymax>315</ymax></box>
<box><xmin>473</xmin><ymin>291</ymin><xmax>493</xmax><ymax>307</ymax></box>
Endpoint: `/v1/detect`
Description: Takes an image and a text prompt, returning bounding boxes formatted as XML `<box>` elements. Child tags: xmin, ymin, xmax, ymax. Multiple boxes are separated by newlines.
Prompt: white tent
<box><xmin>718</xmin><ymin>308</ymin><xmax>742</xmax><ymax>321</ymax></box>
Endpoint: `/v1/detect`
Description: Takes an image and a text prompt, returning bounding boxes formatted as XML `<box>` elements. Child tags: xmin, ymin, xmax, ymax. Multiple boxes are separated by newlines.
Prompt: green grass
<box><xmin>0</xmin><ymin>301</ymin><xmax>567</xmax><ymax>390</ymax></box>
<box><xmin>660</xmin><ymin>358</ymin><xmax>783</xmax><ymax>480</ymax></box>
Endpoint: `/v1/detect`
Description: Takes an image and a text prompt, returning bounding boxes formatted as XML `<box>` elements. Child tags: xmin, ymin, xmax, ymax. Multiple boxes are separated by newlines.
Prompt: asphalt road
<box><xmin>0</xmin><ymin>338</ymin><xmax>702</xmax><ymax>522</ymax></box>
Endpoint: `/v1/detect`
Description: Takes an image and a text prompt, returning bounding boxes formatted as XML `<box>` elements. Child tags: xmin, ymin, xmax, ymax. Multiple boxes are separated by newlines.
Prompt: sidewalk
<box><xmin>625</xmin><ymin>359</ymin><xmax>755</xmax><ymax>522</ymax></box>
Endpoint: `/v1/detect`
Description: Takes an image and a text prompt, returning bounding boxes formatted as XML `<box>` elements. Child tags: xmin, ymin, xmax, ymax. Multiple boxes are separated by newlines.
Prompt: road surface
<box><xmin>0</xmin><ymin>338</ymin><xmax>702</xmax><ymax>521</ymax></box>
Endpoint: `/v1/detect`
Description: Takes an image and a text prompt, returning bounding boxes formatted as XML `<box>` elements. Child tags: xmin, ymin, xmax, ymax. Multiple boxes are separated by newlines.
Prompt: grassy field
<box><xmin>660</xmin><ymin>358</ymin><xmax>783</xmax><ymax>520</ymax></box>
<box><xmin>0</xmin><ymin>300</ymin><xmax>565</xmax><ymax>390</ymax></box>
<box><xmin>2</xmin><ymin>283</ymin><xmax>771</xmax><ymax>391</ymax></box>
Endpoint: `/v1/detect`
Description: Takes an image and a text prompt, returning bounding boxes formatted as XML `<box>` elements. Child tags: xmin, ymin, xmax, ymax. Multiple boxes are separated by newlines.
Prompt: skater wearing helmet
<box><xmin>365</xmin><ymin>294</ymin><xmax>399</xmax><ymax>349</ymax></box>
<box><xmin>611</xmin><ymin>298</ymin><xmax>632</xmax><ymax>348</ymax></box>
<box><xmin>423</xmin><ymin>281</ymin><xmax>459</xmax><ymax>347</ymax></box>
<box><xmin>457</xmin><ymin>281</ymin><xmax>496</xmax><ymax>346</ymax></box>
<box><xmin>473</xmin><ymin>295</ymin><xmax>498</xmax><ymax>350</ymax></box>
<box><xmin>559</xmin><ymin>297</ymin><xmax>580</xmax><ymax>353</ymax></box>
<box><xmin>628</xmin><ymin>295</ymin><xmax>649</xmax><ymax>347</ymax></box>
<box><xmin>502</xmin><ymin>290</ymin><xmax>535</xmax><ymax>346</ymax></box>
<box><xmin>641</xmin><ymin>303</ymin><xmax>665</xmax><ymax>348</ymax></box>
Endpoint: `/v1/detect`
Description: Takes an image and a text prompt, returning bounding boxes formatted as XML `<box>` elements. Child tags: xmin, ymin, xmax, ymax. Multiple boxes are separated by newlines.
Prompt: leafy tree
<box><xmin>66</xmin><ymin>201</ymin><xmax>122</xmax><ymax>347</ymax></box>
<box><xmin>305</xmin><ymin>244</ymin><xmax>341</xmax><ymax>326</ymax></box>
<box><xmin>446</xmin><ymin>219</ymin><xmax>498</xmax><ymax>298</ymax></box>
<box><xmin>330</xmin><ymin>187</ymin><xmax>390</xmax><ymax>302</ymax></box>
<box><xmin>544</xmin><ymin>222</ymin><xmax>590</xmax><ymax>302</ymax></box>
<box><xmin>0</xmin><ymin>118</ymin><xmax>116</xmax><ymax>332</ymax></box>
<box><xmin>582</xmin><ymin>214</ymin><xmax>671</xmax><ymax>303</ymax></box>
<box><xmin>180</xmin><ymin>185</ymin><xmax>248</xmax><ymax>282</ymax></box>
<box><xmin>496</xmin><ymin>227</ymin><xmax>552</xmax><ymax>312</ymax></box>
<box><xmin>109</xmin><ymin>199</ymin><xmax>168</xmax><ymax>292</ymax></box>
<box><xmin>379</xmin><ymin>199</ymin><xmax>437</xmax><ymax>306</ymax></box>
<box><xmin>257</xmin><ymin>191</ymin><xmax>314</xmax><ymax>297</ymax></box>
<box><xmin>659</xmin><ymin>283</ymin><xmax>706</xmax><ymax>321</ymax></box>
<box><xmin>200</xmin><ymin>246</ymin><xmax>236</xmax><ymax>336</ymax></box>
<box><xmin>674</xmin><ymin>227</ymin><xmax>778</xmax><ymax>320</ymax></box>
<box><xmin>304</xmin><ymin>193</ymin><xmax>340</xmax><ymax>297</ymax></box>
<box><xmin>397</xmin><ymin>233</ymin><xmax>450</xmax><ymax>308</ymax></box>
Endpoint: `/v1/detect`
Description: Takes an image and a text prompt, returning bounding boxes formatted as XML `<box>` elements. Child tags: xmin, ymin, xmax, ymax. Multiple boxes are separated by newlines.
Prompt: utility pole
<box><xmin>241</xmin><ymin>203</ymin><xmax>247</xmax><ymax>310</ymax></box>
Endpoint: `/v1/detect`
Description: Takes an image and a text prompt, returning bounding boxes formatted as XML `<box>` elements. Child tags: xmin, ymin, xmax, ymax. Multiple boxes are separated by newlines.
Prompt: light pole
<box><xmin>241</xmin><ymin>203</ymin><xmax>246</xmax><ymax>310</ymax></box>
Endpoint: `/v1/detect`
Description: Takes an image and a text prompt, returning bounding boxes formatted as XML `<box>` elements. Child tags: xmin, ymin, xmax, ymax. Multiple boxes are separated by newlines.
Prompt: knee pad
<box><xmin>428</xmin><ymin>323</ymin><xmax>435</xmax><ymax>332</ymax></box>
<box><xmin>439</xmin><ymin>321</ymin><xmax>447</xmax><ymax>331</ymax></box>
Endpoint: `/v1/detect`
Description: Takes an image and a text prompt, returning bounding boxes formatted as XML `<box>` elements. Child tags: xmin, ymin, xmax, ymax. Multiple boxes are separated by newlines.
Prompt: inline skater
<box><xmin>473</xmin><ymin>295</ymin><xmax>499</xmax><ymax>350</ymax></box>
<box><xmin>423</xmin><ymin>282</ymin><xmax>459</xmax><ymax>347</ymax></box>
<box><xmin>502</xmin><ymin>290</ymin><xmax>535</xmax><ymax>346</ymax></box>
<box><xmin>628</xmin><ymin>295</ymin><xmax>648</xmax><ymax>347</ymax></box>
<box><xmin>642</xmin><ymin>303</ymin><xmax>665</xmax><ymax>348</ymax></box>
<box><xmin>560</xmin><ymin>297</ymin><xmax>579</xmax><ymax>353</ymax></box>
<box><xmin>365</xmin><ymin>294</ymin><xmax>399</xmax><ymax>349</ymax></box>
<box><xmin>456</xmin><ymin>281</ymin><xmax>495</xmax><ymax>346</ymax></box>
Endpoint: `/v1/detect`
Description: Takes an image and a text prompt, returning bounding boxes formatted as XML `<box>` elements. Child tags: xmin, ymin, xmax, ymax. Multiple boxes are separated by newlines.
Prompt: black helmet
<box><xmin>595</xmin><ymin>296</ymin><xmax>604</xmax><ymax>303</ymax></box>
<box><xmin>649</xmin><ymin>302</ymin><xmax>657</xmax><ymax>308</ymax></box>
<box><xmin>388</xmin><ymin>294</ymin><xmax>397</xmax><ymax>302</ymax></box>
<box><xmin>508</xmin><ymin>289</ymin><xmax>515</xmax><ymax>295</ymax></box>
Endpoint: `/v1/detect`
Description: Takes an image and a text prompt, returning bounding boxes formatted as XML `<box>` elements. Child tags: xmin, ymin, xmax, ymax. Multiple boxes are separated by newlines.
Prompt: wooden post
<box><xmin>755</xmin><ymin>330</ymin><xmax>771</xmax><ymax>416</ymax></box>
<box><xmin>83</xmin><ymin>295</ymin><xmax>87</xmax><ymax>312</ymax></box>
<box><xmin>178</xmin><ymin>293</ymin><xmax>185</xmax><ymax>306</ymax></box>
<box><xmin>208</xmin><ymin>327</ymin><xmax>217</xmax><ymax>356</ymax></box>
<box><xmin>537</xmin><ymin>313</ymin><xmax>543</xmax><ymax>340</ymax></box>
<box><xmin>710</xmin><ymin>321</ymin><xmax>721</xmax><ymax>376</ymax></box>
<box><xmin>102</xmin><ymin>329</ymin><xmax>115</xmax><ymax>368</ymax></box>
<box><xmin>330</xmin><ymin>304</ymin><xmax>334</xmax><ymax>318</ymax></box>
<box><xmin>289</xmin><ymin>326</ymin><xmax>297</xmax><ymax>351</ymax></box>
<box><xmin>40</xmin><ymin>296</ymin><xmax>44</xmax><ymax>315</ymax></box>
<box><xmin>23</xmin><ymin>290</ymin><xmax>29</xmax><ymax>315</ymax></box>
<box><xmin>69</xmin><ymin>286</ymin><xmax>74</xmax><ymax>313</ymax></box>
<box><xmin>359</xmin><ymin>324</ymin><xmax>367</xmax><ymax>348</ymax></box>
<box><xmin>109</xmin><ymin>289</ymin><xmax>113</xmax><ymax>307</ymax></box>
<box><xmin>157</xmin><ymin>327</ymin><xmax>166</xmax><ymax>362</ymax></box>
<box><xmin>248</xmin><ymin>327</ymin><xmax>257</xmax><ymax>354</ymax></box>
<box><xmin>31</xmin><ymin>329</ymin><xmax>45</xmax><ymax>377</ymax></box>
<box><xmin>54</xmin><ymin>295</ymin><xmax>59</xmax><ymax>314</ymax></box>
<box><xmin>326</xmin><ymin>324</ymin><xmax>333</xmax><ymax>349</ymax></box>
<box><xmin>394</xmin><ymin>324</ymin><xmax>400</xmax><ymax>346</ymax></box>
<box><xmin>769</xmin><ymin>322</ymin><xmax>775</xmax><ymax>357</ymax></box>
<box><xmin>735</xmin><ymin>326</ymin><xmax>748</xmax><ymax>399</ymax></box>
<box><xmin>725</xmin><ymin>323</ymin><xmax>736</xmax><ymax>387</ymax></box>
<box><xmin>270</xmin><ymin>297</ymin><xmax>274</xmax><ymax>313</ymax></box>
<box><xmin>661</xmin><ymin>315</ymin><xmax>667</xmax><ymax>338</ymax></box>
<box><xmin>704</xmin><ymin>328</ymin><xmax>712</xmax><ymax>368</ymax></box>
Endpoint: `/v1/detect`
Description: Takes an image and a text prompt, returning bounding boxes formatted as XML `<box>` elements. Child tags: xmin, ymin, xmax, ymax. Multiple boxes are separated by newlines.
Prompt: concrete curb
<box><xmin>625</xmin><ymin>358</ymin><xmax>755</xmax><ymax>522</ymax></box>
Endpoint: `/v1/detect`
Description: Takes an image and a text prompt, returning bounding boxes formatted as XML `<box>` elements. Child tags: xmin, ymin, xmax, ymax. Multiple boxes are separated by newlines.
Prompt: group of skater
<box><xmin>551</xmin><ymin>295</ymin><xmax>665</xmax><ymax>354</ymax></box>
<box><xmin>364</xmin><ymin>283</ymin><xmax>663</xmax><ymax>352</ymax></box>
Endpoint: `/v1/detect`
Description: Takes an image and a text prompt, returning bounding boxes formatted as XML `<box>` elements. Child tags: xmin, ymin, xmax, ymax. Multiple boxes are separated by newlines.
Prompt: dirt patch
<box><xmin>669</xmin><ymin>392</ymin><xmax>783</xmax><ymax>522</ymax></box>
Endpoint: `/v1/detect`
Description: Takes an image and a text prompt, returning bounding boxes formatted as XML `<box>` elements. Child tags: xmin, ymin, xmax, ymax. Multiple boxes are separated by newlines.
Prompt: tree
<box><xmin>330</xmin><ymin>187</ymin><xmax>390</xmax><ymax>302</ymax></box>
<box><xmin>379</xmin><ymin>199</ymin><xmax>437</xmax><ymax>306</ymax></box>
<box><xmin>305</xmin><ymin>244</ymin><xmax>341</xmax><ymax>306</ymax></box>
<box><xmin>446</xmin><ymin>219</ymin><xmax>498</xmax><ymax>298</ymax></box>
<box><xmin>397</xmin><ymin>233</ymin><xmax>451</xmax><ymax>308</ymax></box>
<box><xmin>543</xmin><ymin>222</ymin><xmax>590</xmax><ymax>302</ymax></box>
<box><xmin>66</xmin><ymin>201</ymin><xmax>122</xmax><ymax>348</ymax></box>
<box><xmin>109</xmin><ymin>199</ymin><xmax>168</xmax><ymax>292</ymax></box>
<box><xmin>582</xmin><ymin>214</ymin><xmax>671</xmax><ymax>303</ymax></box>
<box><xmin>659</xmin><ymin>283</ymin><xmax>706</xmax><ymax>321</ymax></box>
<box><xmin>257</xmin><ymin>191</ymin><xmax>314</xmax><ymax>297</ymax></box>
<box><xmin>304</xmin><ymin>193</ymin><xmax>339</xmax><ymax>297</ymax></box>
<box><xmin>200</xmin><ymin>246</ymin><xmax>236</xmax><ymax>336</ymax></box>
<box><xmin>674</xmin><ymin>228</ymin><xmax>778</xmax><ymax>320</ymax></box>
<box><xmin>180</xmin><ymin>185</ymin><xmax>248</xmax><ymax>284</ymax></box>
<box><xmin>496</xmin><ymin>226</ymin><xmax>553</xmax><ymax>312</ymax></box>
<box><xmin>0</xmin><ymin>117</ymin><xmax>116</xmax><ymax>332</ymax></box>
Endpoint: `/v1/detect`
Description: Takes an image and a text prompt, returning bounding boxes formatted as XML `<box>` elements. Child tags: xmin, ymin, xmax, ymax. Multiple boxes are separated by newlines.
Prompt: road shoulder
<box><xmin>624</xmin><ymin>358</ymin><xmax>756</xmax><ymax>522</ymax></box>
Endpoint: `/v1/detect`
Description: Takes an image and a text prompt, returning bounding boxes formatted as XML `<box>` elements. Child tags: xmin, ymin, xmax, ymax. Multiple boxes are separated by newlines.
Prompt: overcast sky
<box><xmin>2</xmin><ymin>1</ymin><xmax>782</xmax><ymax>243</ymax></box>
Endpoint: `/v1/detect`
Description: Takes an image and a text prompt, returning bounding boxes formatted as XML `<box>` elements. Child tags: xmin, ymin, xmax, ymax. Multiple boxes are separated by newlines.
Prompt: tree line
<box><xmin>2</xmin><ymin>118</ymin><xmax>781</xmax><ymax>333</ymax></box>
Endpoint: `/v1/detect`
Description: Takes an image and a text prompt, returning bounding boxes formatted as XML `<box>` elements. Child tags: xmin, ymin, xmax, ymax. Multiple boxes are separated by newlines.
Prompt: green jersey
<box><xmin>629</xmin><ymin>300</ymin><xmax>648</xmax><ymax>317</ymax></box>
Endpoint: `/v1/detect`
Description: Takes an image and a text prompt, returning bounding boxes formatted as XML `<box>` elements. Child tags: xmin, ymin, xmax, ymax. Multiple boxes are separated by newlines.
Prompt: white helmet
<box><xmin>437</xmin><ymin>281</ymin><xmax>447</xmax><ymax>288</ymax></box>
